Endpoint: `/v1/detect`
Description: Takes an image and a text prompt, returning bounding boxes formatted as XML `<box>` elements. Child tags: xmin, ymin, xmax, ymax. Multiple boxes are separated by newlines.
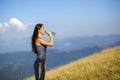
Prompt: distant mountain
<box><xmin>0</xmin><ymin>44</ymin><xmax>120</xmax><ymax>80</ymax></box>
<box><xmin>54</xmin><ymin>34</ymin><xmax>120</xmax><ymax>49</ymax></box>
<box><xmin>0</xmin><ymin>34</ymin><xmax>120</xmax><ymax>53</ymax></box>
<box><xmin>0</xmin><ymin>45</ymin><xmax>106</xmax><ymax>80</ymax></box>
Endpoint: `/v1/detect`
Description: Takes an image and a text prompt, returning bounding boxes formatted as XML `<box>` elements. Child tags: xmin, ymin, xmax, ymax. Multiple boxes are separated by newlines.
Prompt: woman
<box><xmin>31</xmin><ymin>23</ymin><xmax>54</xmax><ymax>80</ymax></box>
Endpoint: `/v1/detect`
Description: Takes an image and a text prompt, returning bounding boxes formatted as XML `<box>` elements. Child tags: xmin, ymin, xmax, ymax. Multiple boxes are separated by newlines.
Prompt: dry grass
<box><xmin>25</xmin><ymin>46</ymin><xmax>120</xmax><ymax>80</ymax></box>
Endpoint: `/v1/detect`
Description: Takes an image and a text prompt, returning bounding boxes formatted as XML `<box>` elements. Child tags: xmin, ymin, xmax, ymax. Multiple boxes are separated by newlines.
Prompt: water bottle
<box><xmin>45</xmin><ymin>31</ymin><xmax>56</xmax><ymax>36</ymax></box>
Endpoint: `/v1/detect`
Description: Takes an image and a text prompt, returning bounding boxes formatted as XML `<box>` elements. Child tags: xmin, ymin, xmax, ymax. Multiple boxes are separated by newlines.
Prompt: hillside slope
<box><xmin>26</xmin><ymin>46</ymin><xmax>120</xmax><ymax>80</ymax></box>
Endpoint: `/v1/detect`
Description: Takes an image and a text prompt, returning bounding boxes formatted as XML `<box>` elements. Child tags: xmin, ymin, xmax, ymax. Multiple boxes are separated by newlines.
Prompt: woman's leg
<box><xmin>34</xmin><ymin>59</ymin><xmax>46</xmax><ymax>80</ymax></box>
<box><xmin>34</xmin><ymin>59</ymin><xmax>42</xmax><ymax>80</ymax></box>
<box><xmin>40</xmin><ymin>63</ymin><xmax>45</xmax><ymax>80</ymax></box>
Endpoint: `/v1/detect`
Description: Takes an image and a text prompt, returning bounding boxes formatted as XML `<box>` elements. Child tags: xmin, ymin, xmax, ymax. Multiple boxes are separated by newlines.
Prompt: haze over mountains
<box><xmin>0</xmin><ymin>34</ymin><xmax>120</xmax><ymax>53</ymax></box>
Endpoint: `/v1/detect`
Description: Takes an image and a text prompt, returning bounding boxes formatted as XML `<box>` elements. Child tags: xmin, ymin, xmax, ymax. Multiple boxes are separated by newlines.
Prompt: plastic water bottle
<box><xmin>45</xmin><ymin>31</ymin><xmax>56</xmax><ymax>36</ymax></box>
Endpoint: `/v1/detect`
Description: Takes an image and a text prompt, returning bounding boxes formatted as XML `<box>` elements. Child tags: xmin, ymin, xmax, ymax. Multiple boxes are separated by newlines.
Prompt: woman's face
<box><xmin>38</xmin><ymin>26</ymin><xmax>45</xmax><ymax>35</ymax></box>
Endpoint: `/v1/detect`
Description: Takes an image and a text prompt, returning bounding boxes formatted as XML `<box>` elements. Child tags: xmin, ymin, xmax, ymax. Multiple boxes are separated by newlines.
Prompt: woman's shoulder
<box><xmin>36</xmin><ymin>37</ymin><xmax>42</xmax><ymax>46</ymax></box>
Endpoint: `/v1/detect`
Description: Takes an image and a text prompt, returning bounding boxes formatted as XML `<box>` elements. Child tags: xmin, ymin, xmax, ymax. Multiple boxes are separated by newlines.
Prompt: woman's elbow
<box><xmin>49</xmin><ymin>43</ymin><xmax>54</xmax><ymax>47</ymax></box>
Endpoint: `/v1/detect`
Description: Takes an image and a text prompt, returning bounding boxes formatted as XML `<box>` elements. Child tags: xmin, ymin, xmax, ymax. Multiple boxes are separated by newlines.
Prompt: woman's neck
<box><xmin>38</xmin><ymin>33</ymin><xmax>42</xmax><ymax>38</ymax></box>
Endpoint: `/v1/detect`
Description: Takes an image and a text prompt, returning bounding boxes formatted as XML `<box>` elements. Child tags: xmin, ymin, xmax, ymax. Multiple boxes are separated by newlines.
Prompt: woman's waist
<box><xmin>36</xmin><ymin>45</ymin><xmax>46</xmax><ymax>51</ymax></box>
<box><xmin>35</xmin><ymin>58</ymin><xmax>46</xmax><ymax>63</ymax></box>
<box><xmin>36</xmin><ymin>52</ymin><xmax>46</xmax><ymax>59</ymax></box>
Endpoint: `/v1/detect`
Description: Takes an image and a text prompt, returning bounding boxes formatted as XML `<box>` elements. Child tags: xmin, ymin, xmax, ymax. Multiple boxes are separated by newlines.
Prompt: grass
<box><xmin>25</xmin><ymin>46</ymin><xmax>120</xmax><ymax>80</ymax></box>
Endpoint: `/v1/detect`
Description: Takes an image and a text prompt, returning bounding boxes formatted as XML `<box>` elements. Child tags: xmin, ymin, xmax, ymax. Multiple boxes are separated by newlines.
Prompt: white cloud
<box><xmin>0</xmin><ymin>18</ymin><xmax>34</xmax><ymax>33</ymax></box>
<box><xmin>0</xmin><ymin>23</ymin><xmax>6</xmax><ymax>33</ymax></box>
<box><xmin>0</xmin><ymin>23</ymin><xmax>2</xmax><ymax>28</ymax></box>
<box><xmin>4</xmin><ymin>23</ymin><xmax>9</xmax><ymax>28</ymax></box>
<box><xmin>10</xmin><ymin>18</ymin><xmax>26</xmax><ymax>31</ymax></box>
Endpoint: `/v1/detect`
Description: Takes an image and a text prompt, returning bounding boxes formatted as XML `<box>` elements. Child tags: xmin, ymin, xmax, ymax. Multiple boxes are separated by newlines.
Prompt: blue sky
<box><xmin>0</xmin><ymin>0</ymin><xmax>120</xmax><ymax>39</ymax></box>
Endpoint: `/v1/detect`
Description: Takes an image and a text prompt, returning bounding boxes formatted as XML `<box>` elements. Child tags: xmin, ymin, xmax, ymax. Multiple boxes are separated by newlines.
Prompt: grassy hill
<box><xmin>25</xmin><ymin>46</ymin><xmax>120</xmax><ymax>80</ymax></box>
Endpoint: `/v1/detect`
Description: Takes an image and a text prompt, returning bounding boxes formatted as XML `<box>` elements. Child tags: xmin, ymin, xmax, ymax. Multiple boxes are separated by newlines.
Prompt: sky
<box><xmin>0</xmin><ymin>0</ymin><xmax>120</xmax><ymax>53</ymax></box>
<box><xmin>0</xmin><ymin>0</ymin><xmax>120</xmax><ymax>39</ymax></box>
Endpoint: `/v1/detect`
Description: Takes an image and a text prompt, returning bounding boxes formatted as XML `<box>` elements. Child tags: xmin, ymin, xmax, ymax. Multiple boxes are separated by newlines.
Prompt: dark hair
<box><xmin>31</xmin><ymin>23</ymin><xmax>43</xmax><ymax>54</ymax></box>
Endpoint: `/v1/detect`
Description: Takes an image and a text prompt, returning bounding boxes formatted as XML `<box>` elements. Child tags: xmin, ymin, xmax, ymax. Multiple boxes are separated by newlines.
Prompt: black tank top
<box><xmin>36</xmin><ymin>45</ymin><xmax>47</xmax><ymax>60</ymax></box>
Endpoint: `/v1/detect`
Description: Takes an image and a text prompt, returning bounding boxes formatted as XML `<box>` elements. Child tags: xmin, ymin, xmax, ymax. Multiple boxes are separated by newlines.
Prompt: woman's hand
<box><xmin>46</xmin><ymin>31</ymin><xmax>52</xmax><ymax>36</ymax></box>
